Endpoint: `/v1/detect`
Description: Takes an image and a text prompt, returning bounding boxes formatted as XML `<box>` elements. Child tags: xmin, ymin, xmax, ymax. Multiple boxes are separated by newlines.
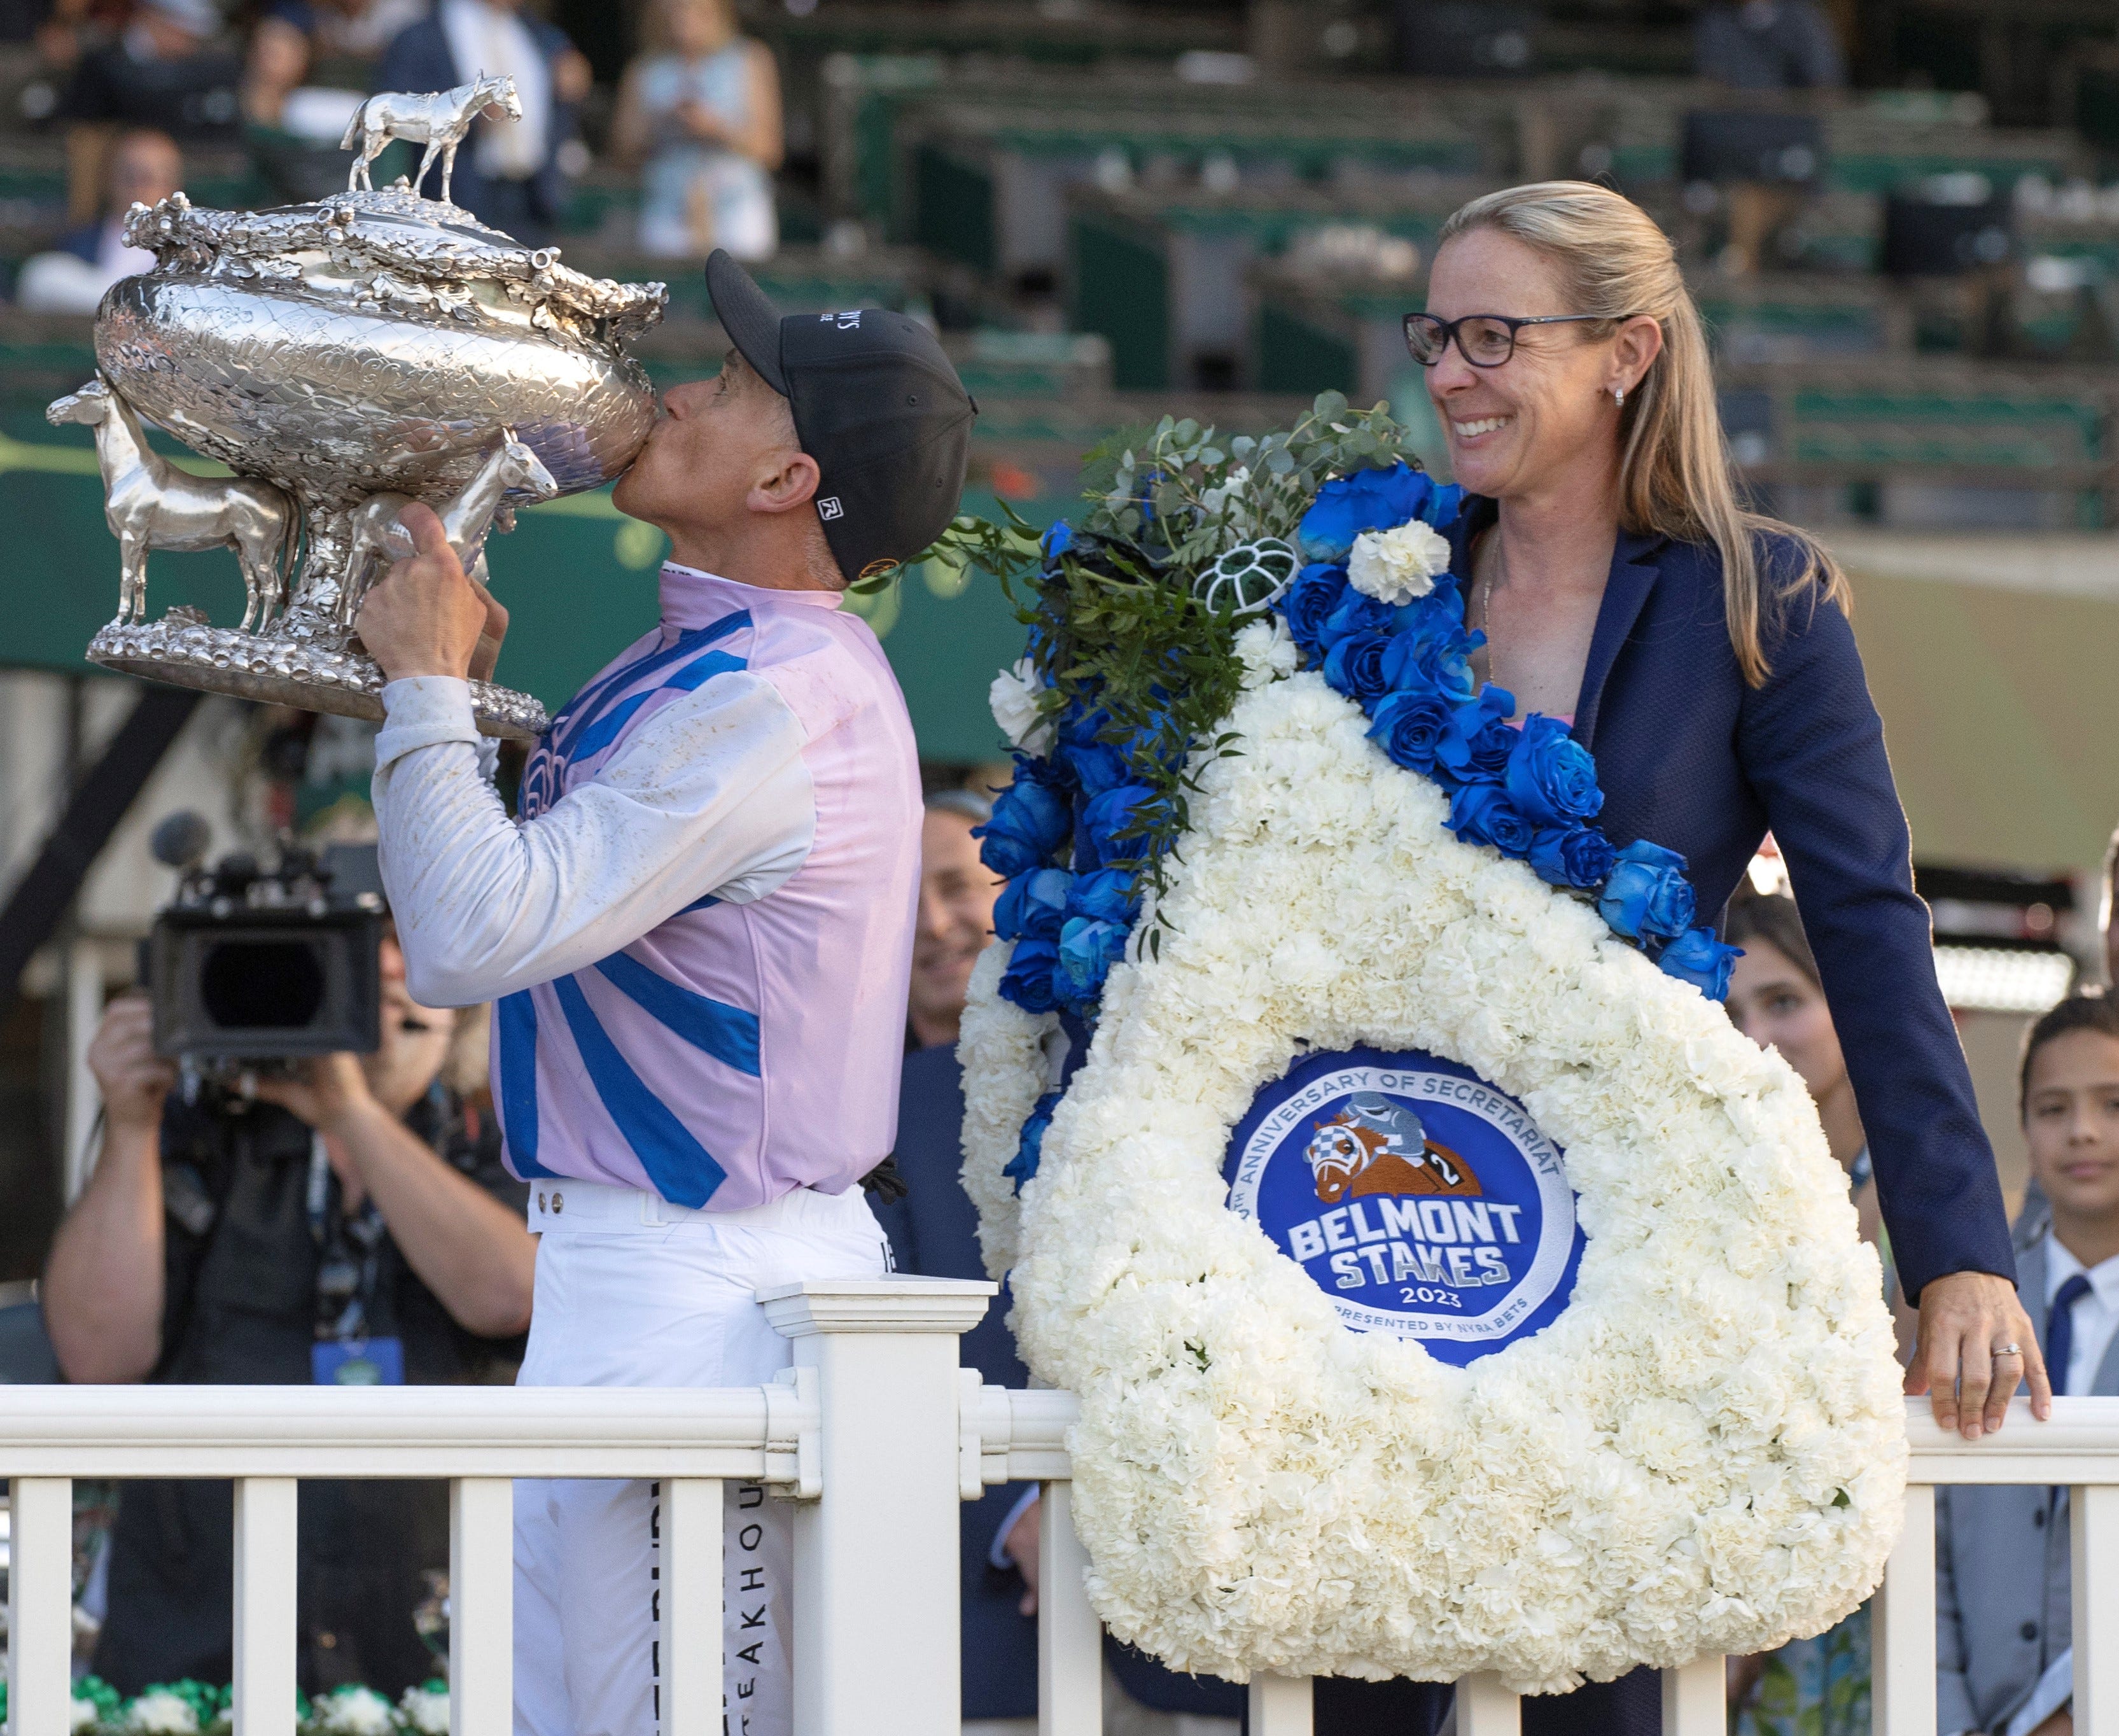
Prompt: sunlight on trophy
<box><xmin>55</xmin><ymin>75</ymin><xmax>666</xmax><ymax>741</ymax></box>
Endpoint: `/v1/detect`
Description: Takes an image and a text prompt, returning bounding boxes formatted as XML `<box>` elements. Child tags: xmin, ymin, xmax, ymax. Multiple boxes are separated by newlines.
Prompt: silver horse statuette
<box><xmin>345</xmin><ymin>430</ymin><xmax>559</xmax><ymax>622</ymax></box>
<box><xmin>49</xmin><ymin>378</ymin><xmax>297</xmax><ymax>633</ymax></box>
<box><xmin>341</xmin><ymin>74</ymin><xmax>522</xmax><ymax>206</ymax></box>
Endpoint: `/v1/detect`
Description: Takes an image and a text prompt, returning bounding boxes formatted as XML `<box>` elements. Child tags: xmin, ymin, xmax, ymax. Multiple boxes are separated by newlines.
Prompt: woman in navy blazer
<box><xmin>1338</xmin><ymin>181</ymin><xmax>2048</xmax><ymax>1736</ymax></box>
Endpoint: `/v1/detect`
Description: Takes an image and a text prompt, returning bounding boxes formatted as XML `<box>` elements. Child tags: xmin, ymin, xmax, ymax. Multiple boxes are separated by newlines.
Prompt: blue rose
<box><xmin>1322</xmin><ymin>629</ymin><xmax>1394</xmax><ymax>703</ymax></box>
<box><xmin>1066</xmin><ymin>866</ymin><xmax>1140</xmax><ymax>927</ymax></box>
<box><xmin>1064</xmin><ymin>736</ymin><xmax>1131</xmax><ymax>795</ymax></box>
<box><xmin>1080</xmin><ymin>783</ymin><xmax>1156</xmax><ymax>869</ymax></box>
<box><xmin>1041</xmin><ymin>521</ymin><xmax>1073</xmax><ymax>562</ymax></box>
<box><xmin>998</xmin><ymin>936</ymin><xmax>1062</xmax><ymax>1013</ymax></box>
<box><xmin>994</xmin><ymin>867</ymin><xmax>1072</xmax><ymax>942</ymax></box>
<box><xmin>1367</xmin><ymin>687</ymin><xmax>1453</xmax><ymax>774</ymax></box>
<box><xmin>1056</xmin><ymin>916</ymin><xmax>1128</xmax><ymax>1009</ymax></box>
<box><xmin>1446</xmin><ymin>782</ymin><xmax>1535</xmax><ymax>855</ymax></box>
<box><xmin>1282</xmin><ymin>563</ymin><xmax>1348</xmax><ymax>655</ymax></box>
<box><xmin>1659</xmin><ymin>925</ymin><xmax>1743</xmax><ymax>999</ymax></box>
<box><xmin>1597</xmin><ymin>839</ymin><xmax>1696</xmax><ymax>941</ymax></box>
<box><xmin>1004</xmin><ymin>1089</ymin><xmax>1063</xmax><ymax>1194</ymax></box>
<box><xmin>1527</xmin><ymin>823</ymin><xmax>1617</xmax><ymax>891</ymax></box>
<box><xmin>976</xmin><ymin>775</ymin><xmax>1072</xmax><ymax>878</ymax></box>
<box><xmin>1296</xmin><ymin>462</ymin><xmax>1435</xmax><ymax>563</ymax></box>
<box><xmin>1320</xmin><ymin>586</ymin><xmax>1395</xmax><ymax>648</ymax></box>
<box><xmin>1381</xmin><ymin>606</ymin><xmax>1479</xmax><ymax>704</ymax></box>
<box><xmin>1419</xmin><ymin>480</ymin><xmax>1467</xmax><ymax>529</ymax></box>
<box><xmin>1434</xmin><ymin>689</ymin><xmax>1518</xmax><ymax>785</ymax></box>
<box><xmin>1504</xmin><ymin>713</ymin><xmax>1605</xmax><ymax>827</ymax></box>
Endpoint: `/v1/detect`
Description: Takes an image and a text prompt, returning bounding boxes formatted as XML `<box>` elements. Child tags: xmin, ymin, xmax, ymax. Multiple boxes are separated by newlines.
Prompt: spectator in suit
<box><xmin>872</xmin><ymin>789</ymin><xmax>1243</xmax><ymax>1735</ymax></box>
<box><xmin>16</xmin><ymin>126</ymin><xmax>178</xmax><ymax>312</ymax></box>
<box><xmin>375</xmin><ymin>0</ymin><xmax>591</xmax><ymax>244</ymax></box>
<box><xmin>1935</xmin><ymin>992</ymin><xmax>2119</xmax><ymax>1736</ymax></box>
<box><xmin>1693</xmin><ymin>0</ymin><xmax>1845</xmax><ymax>89</ymax></box>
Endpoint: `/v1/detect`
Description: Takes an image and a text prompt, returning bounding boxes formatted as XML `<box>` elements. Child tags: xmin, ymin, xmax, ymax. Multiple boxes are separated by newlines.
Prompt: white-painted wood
<box><xmin>1873</xmin><ymin>1481</ymin><xmax>1936</xmax><ymax>1736</ymax></box>
<box><xmin>6</xmin><ymin>1478</ymin><xmax>72</xmax><ymax>1736</ymax></box>
<box><xmin>1247</xmin><ymin>1674</ymin><xmax>1311</xmax><ymax>1736</ymax></box>
<box><xmin>761</xmin><ymin>1278</ymin><xmax>993</xmax><ymax>1736</ymax></box>
<box><xmin>232</xmin><ymin>1478</ymin><xmax>298</xmax><ymax>1736</ymax></box>
<box><xmin>1661</xmin><ymin>1655</ymin><xmax>1723</xmax><ymax>1736</ymax></box>
<box><xmin>1037</xmin><ymin>1481</ymin><xmax>1101</xmax><ymax>1736</ymax></box>
<box><xmin>2075</xmin><ymin>1483</ymin><xmax>2119</xmax><ymax>1736</ymax></box>
<box><xmin>659</xmin><ymin>1478</ymin><xmax>722</xmax><ymax>1736</ymax></box>
<box><xmin>449</xmin><ymin>1479</ymin><xmax>513</xmax><ymax>1736</ymax></box>
<box><xmin>1455</xmin><ymin>1673</ymin><xmax>1521</xmax><ymax>1736</ymax></box>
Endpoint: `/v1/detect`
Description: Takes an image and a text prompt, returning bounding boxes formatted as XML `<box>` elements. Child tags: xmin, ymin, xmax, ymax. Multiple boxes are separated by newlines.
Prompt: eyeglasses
<box><xmin>1402</xmin><ymin>312</ymin><xmax>1618</xmax><ymax>368</ymax></box>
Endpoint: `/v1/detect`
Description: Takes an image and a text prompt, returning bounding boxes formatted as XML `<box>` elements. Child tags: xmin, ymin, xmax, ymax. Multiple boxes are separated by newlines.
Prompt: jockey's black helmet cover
<box><xmin>705</xmin><ymin>249</ymin><xmax>976</xmax><ymax>585</ymax></box>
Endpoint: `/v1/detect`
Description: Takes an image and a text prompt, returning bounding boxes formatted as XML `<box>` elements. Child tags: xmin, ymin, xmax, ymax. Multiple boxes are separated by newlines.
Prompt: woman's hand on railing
<box><xmin>1905</xmin><ymin>1270</ymin><xmax>2053</xmax><ymax>1439</ymax></box>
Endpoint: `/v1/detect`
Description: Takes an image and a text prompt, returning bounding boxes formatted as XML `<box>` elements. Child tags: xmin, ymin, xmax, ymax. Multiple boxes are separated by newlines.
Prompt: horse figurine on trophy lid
<box><xmin>60</xmin><ymin>83</ymin><xmax>667</xmax><ymax>741</ymax></box>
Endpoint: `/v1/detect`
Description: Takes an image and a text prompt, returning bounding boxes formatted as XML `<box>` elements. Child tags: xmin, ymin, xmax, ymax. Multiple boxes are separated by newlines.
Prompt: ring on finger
<box><xmin>1990</xmin><ymin>1343</ymin><xmax>2023</xmax><ymax>1359</ymax></box>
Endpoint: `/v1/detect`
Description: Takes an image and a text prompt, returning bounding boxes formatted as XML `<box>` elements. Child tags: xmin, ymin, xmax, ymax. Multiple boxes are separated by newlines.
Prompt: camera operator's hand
<box><xmin>357</xmin><ymin>504</ymin><xmax>491</xmax><ymax>683</ymax></box>
<box><xmin>251</xmin><ymin>1052</ymin><xmax>375</xmax><ymax>1136</ymax></box>
<box><xmin>88</xmin><ymin>993</ymin><xmax>176</xmax><ymax>1137</ymax></box>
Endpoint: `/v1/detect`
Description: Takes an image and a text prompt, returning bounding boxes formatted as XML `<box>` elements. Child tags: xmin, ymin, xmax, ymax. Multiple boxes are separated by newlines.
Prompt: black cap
<box><xmin>706</xmin><ymin>250</ymin><xmax>976</xmax><ymax>585</ymax></box>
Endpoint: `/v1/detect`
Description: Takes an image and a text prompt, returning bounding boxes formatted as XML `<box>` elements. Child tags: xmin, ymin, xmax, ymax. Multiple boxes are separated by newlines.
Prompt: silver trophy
<box><xmin>57</xmin><ymin>77</ymin><xmax>666</xmax><ymax>741</ymax></box>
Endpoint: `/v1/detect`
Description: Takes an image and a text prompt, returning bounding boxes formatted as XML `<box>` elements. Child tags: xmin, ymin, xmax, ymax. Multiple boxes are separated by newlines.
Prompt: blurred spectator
<box><xmin>40</xmin><ymin>920</ymin><xmax>535</xmax><ymax>1695</ymax></box>
<box><xmin>377</xmin><ymin>0</ymin><xmax>591</xmax><ymax>244</ymax></box>
<box><xmin>17</xmin><ymin>126</ymin><xmax>178</xmax><ymax>312</ymax></box>
<box><xmin>248</xmin><ymin>0</ymin><xmax>426</xmax><ymax>111</ymax></box>
<box><xmin>57</xmin><ymin>0</ymin><xmax>241</xmax><ymax>148</ymax></box>
<box><xmin>909</xmin><ymin>788</ymin><xmax>1003</xmax><ymax>1049</ymax></box>
<box><xmin>1724</xmin><ymin>891</ymin><xmax>1910</xmax><ymax>1735</ymax></box>
<box><xmin>1935</xmin><ymin>992</ymin><xmax>2119</xmax><ymax>1736</ymax></box>
<box><xmin>608</xmin><ymin>0</ymin><xmax>780</xmax><ymax>260</ymax></box>
<box><xmin>1694</xmin><ymin>0</ymin><xmax>1845</xmax><ymax>89</ymax></box>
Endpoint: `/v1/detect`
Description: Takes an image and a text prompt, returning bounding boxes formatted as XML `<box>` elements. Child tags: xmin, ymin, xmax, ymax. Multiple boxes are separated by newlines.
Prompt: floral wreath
<box><xmin>937</xmin><ymin>399</ymin><xmax>1908</xmax><ymax>1690</ymax></box>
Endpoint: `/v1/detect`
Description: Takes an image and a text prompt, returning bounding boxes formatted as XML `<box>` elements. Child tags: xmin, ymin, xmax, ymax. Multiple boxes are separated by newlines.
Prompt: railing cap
<box><xmin>759</xmin><ymin>1276</ymin><xmax>998</xmax><ymax>1338</ymax></box>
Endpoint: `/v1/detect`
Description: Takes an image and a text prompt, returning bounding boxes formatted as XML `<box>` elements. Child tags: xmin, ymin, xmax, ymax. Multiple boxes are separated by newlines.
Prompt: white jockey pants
<box><xmin>512</xmin><ymin>1180</ymin><xmax>892</xmax><ymax>1736</ymax></box>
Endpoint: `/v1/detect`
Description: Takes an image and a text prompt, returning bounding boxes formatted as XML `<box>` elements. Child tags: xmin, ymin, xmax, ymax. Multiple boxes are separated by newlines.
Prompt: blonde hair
<box><xmin>1436</xmin><ymin>181</ymin><xmax>1850</xmax><ymax>685</ymax></box>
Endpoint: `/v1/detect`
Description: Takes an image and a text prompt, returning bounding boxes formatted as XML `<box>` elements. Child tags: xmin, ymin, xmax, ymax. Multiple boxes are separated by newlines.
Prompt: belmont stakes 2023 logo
<box><xmin>1223</xmin><ymin>1046</ymin><xmax>1586</xmax><ymax>1365</ymax></box>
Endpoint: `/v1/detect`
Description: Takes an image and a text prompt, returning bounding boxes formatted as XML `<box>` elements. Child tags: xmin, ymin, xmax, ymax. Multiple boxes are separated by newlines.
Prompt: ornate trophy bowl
<box><xmin>69</xmin><ymin>127</ymin><xmax>666</xmax><ymax>741</ymax></box>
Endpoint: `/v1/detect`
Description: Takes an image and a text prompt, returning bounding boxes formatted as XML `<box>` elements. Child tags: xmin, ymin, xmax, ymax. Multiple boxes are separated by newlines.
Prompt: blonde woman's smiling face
<box><xmin>1422</xmin><ymin>227</ymin><xmax>1647</xmax><ymax>502</ymax></box>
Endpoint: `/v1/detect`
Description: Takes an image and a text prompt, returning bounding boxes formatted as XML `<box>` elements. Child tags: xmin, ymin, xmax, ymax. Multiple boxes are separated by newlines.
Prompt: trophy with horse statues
<box><xmin>57</xmin><ymin>75</ymin><xmax>666</xmax><ymax>741</ymax></box>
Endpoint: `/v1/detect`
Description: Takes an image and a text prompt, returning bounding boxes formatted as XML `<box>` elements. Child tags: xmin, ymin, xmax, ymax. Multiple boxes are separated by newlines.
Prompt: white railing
<box><xmin>8</xmin><ymin>1284</ymin><xmax>2119</xmax><ymax>1736</ymax></box>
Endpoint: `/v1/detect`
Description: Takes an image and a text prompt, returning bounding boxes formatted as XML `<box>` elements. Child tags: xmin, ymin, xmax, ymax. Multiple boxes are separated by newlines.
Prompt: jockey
<box><xmin>357</xmin><ymin>251</ymin><xmax>975</xmax><ymax>1736</ymax></box>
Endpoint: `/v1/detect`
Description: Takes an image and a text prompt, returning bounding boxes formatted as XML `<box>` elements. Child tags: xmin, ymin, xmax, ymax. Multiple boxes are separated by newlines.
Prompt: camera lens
<box><xmin>200</xmin><ymin>939</ymin><xmax>327</xmax><ymax>1030</ymax></box>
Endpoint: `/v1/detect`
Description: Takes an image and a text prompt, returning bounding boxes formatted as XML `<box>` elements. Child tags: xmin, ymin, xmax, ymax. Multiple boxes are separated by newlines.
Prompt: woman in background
<box><xmin>1722</xmin><ymin>889</ymin><xmax>1914</xmax><ymax>1736</ymax></box>
<box><xmin>609</xmin><ymin>0</ymin><xmax>780</xmax><ymax>260</ymax></box>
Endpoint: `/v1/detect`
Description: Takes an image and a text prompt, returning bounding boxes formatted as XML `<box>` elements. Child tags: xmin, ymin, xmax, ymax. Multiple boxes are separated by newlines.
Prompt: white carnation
<box><xmin>123</xmin><ymin>1695</ymin><xmax>199</xmax><ymax>1736</ymax></box>
<box><xmin>1232</xmin><ymin>618</ymin><xmax>1298</xmax><ymax>690</ymax></box>
<box><xmin>395</xmin><ymin>1688</ymin><xmax>450</xmax><ymax>1736</ymax></box>
<box><xmin>308</xmin><ymin>1688</ymin><xmax>393</xmax><ymax>1736</ymax></box>
<box><xmin>1346</xmin><ymin>521</ymin><xmax>1450</xmax><ymax>605</ymax></box>
<box><xmin>987</xmin><ymin>657</ymin><xmax>1052</xmax><ymax>753</ymax></box>
<box><xmin>72</xmin><ymin>1699</ymin><xmax>100</xmax><ymax>1733</ymax></box>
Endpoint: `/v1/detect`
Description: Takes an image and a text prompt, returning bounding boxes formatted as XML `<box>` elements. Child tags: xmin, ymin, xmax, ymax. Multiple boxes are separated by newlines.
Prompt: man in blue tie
<box><xmin>1935</xmin><ymin>992</ymin><xmax>2119</xmax><ymax>1736</ymax></box>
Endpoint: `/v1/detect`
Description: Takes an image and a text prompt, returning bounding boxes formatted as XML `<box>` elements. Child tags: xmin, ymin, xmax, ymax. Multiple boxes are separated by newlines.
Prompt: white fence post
<box><xmin>1037</xmin><ymin>1480</ymin><xmax>1101</xmax><ymax>1736</ymax></box>
<box><xmin>1873</xmin><ymin>1481</ymin><xmax>1936</xmax><ymax>1736</ymax></box>
<box><xmin>1455</xmin><ymin>1673</ymin><xmax>1520</xmax><ymax>1736</ymax></box>
<box><xmin>1661</xmin><ymin>1655</ymin><xmax>1723</xmax><ymax>1736</ymax></box>
<box><xmin>2076</xmin><ymin>1483</ymin><xmax>2118</xmax><ymax>1736</ymax></box>
<box><xmin>232</xmin><ymin>1478</ymin><xmax>298</xmax><ymax>1736</ymax></box>
<box><xmin>449</xmin><ymin>1478</ymin><xmax>513</xmax><ymax>1736</ymax></box>
<box><xmin>1247</xmin><ymin>1674</ymin><xmax>1311</xmax><ymax>1736</ymax></box>
<box><xmin>760</xmin><ymin>1277</ymin><xmax>995</xmax><ymax>1736</ymax></box>
<box><xmin>659</xmin><ymin>1478</ymin><xmax>723</xmax><ymax>1736</ymax></box>
<box><xmin>4</xmin><ymin>1478</ymin><xmax>71</xmax><ymax>1736</ymax></box>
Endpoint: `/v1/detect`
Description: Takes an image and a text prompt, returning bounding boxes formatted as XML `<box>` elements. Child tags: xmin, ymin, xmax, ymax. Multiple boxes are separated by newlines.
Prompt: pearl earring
<box><xmin>1612</xmin><ymin>386</ymin><xmax>1625</xmax><ymax>408</ymax></box>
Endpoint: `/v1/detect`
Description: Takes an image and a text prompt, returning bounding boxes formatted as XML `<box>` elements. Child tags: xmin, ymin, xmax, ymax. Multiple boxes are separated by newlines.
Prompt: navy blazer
<box><xmin>376</xmin><ymin>10</ymin><xmax>575</xmax><ymax>233</ymax></box>
<box><xmin>873</xmin><ymin>1044</ymin><xmax>1244</xmax><ymax>1724</ymax></box>
<box><xmin>1445</xmin><ymin>498</ymin><xmax>2013</xmax><ymax>1301</ymax></box>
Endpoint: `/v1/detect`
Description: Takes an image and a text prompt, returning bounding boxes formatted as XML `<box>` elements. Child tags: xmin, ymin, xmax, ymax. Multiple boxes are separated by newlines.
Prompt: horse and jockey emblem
<box><xmin>1224</xmin><ymin>1049</ymin><xmax>1586</xmax><ymax>1364</ymax></box>
<box><xmin>1304</xmin><ymin>1093</ymin><xmax>1479</xmax><ymax>1204</ymax></box>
